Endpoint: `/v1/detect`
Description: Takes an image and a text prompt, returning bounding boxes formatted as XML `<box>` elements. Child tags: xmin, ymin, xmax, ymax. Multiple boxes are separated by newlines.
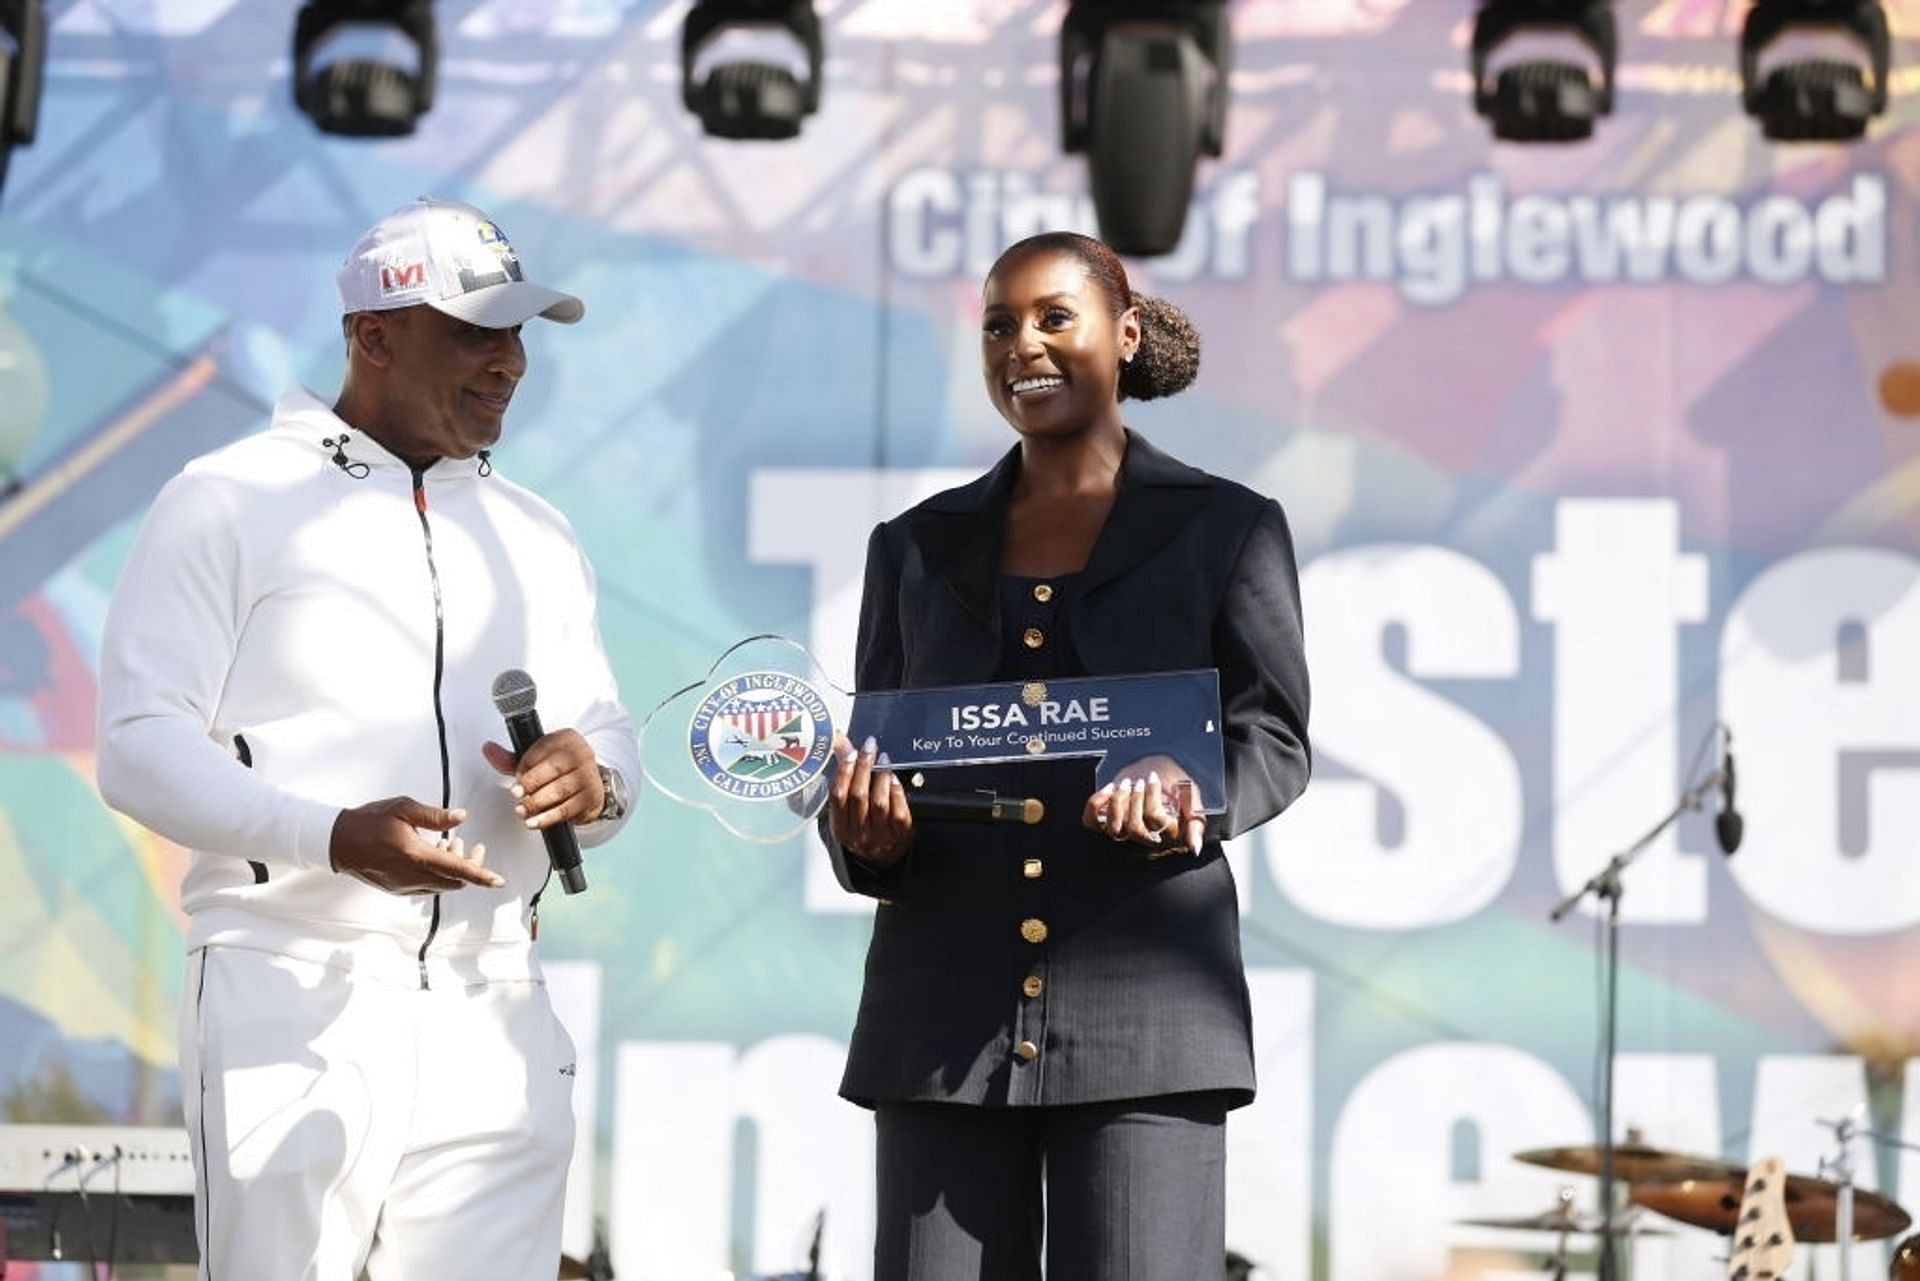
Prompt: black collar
<box><xmin>909</xmin><ymin>430</ymin><xmax>1213</xmax><ymax>632</ymax></box>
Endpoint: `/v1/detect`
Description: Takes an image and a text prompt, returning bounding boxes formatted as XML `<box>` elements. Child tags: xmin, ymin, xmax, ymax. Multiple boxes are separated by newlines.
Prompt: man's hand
<box><xmin>330</xmin><ymin>797</ymin><xmax>505</xmax><ymax>895</ymax></box>
<box><xmin>483</xmin><ymin>729</ymin><xmax>604</xmax><ymax>829</ymax></box>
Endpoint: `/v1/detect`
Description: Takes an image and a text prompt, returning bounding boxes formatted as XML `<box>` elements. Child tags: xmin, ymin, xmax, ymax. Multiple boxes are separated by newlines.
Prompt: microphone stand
<box><xmin>1549</xmin><ymin>763</ymin><xmax>1728</xmax><ymax>1281</ymax></box>
<box><xmin>1816</xmin><ymin>1112</ymin><xmax>1920</xmax><ymax>1281</ymax></box>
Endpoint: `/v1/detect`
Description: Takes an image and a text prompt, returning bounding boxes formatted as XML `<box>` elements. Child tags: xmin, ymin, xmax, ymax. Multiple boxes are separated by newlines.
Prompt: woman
<box><xmin>823</xmin><ymin>231</ymin><xmax>1310</xmax><ymax>1280</ymax></box>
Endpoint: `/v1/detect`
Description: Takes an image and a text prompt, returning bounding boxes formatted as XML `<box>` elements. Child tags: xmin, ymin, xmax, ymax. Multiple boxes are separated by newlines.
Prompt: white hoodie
<box><xmin>97</xmin><ymin>388</ymin><xmax>638</xmax><ymax>988</ymax></box>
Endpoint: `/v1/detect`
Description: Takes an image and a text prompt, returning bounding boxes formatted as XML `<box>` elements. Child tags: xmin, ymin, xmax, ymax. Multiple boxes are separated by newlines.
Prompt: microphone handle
<box><xmin>908</xmin><ymin>789</ymin><xmax>1045</xmax><ymax>826</ymax></box>
<box><xmin>504</xmin><ymin>708</ymin><xmax>588</xmax><ymax>894</ymax></box>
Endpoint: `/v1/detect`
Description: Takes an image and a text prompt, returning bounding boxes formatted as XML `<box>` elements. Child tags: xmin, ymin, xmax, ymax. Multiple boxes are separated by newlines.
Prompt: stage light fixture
<box><xmin>292</xmin><ymin>0</ymin><xmax>437</xmax><ymax>138</ymax></box>
<box><xmin>1059</xmin><ymin>0</ymin><xmax>1230</xmax><ymax>258</ymax></box>
<box><xmin>1470</xmin><ymin>0</ymin><xmax>1617</xmax><ymax>143</ymax></box>
<box><xmin>1739</xmin><ymin>0</ymin><xmax>1889</xmax><ymax>142</ymax></box>
<box><xmin>681</xmin><ymin>0</ymin><xmax>822</xmax><ymax>141</ymax></box>
<box><xmin>0</xmin><ymin>0</ymin><xmax>47</xmax><ymax>199</ymax></box>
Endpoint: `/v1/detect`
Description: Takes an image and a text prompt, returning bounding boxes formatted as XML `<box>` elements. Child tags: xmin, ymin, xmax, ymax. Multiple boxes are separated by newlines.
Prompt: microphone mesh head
<box><xmin>491</xmin><ymin>668</ymin><xmax>538</xmax><ymax>716</ymax></box>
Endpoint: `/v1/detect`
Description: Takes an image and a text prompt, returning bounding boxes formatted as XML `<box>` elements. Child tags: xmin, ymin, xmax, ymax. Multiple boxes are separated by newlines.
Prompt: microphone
<box><xmin>904</xmin><ymin>777</ymin><xmax>1044</xmax><ymax>825</ymax></box>
<box><xmin>1714</xmin><ymin>726</ymin><xmax>1744</xmax><ymax>856</ymax></box>
<box><xmin>491</xmin><ymin>669</ymin><xmax>587</xmax><ymax>895</ymax></box>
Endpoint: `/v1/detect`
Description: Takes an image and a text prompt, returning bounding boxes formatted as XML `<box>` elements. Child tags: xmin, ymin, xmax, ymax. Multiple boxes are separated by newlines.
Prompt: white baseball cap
<box><xmin>337</xmin><ymin>197</ymin><xmax>584</xmax><ymax>328</ymax></box>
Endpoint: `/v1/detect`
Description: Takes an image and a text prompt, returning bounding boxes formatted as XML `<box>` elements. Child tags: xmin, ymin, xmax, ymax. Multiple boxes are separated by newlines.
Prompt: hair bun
<box><xmin>1121</xmin><ymin>294</ymin><xmax>1201</xmax><ymax>402</ymax></box>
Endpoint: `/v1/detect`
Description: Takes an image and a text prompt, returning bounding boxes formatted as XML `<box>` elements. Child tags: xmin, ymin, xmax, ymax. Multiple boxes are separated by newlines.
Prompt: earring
<box><xmin>1123</xmin><ymin>351</ymin><xmax>1135</xmax><ymax>364</ymax></box>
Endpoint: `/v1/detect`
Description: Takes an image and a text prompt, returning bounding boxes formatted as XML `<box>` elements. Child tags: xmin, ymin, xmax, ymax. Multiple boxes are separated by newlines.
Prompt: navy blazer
<box><xmin>825</xmin><ymin>431</ymin><xmax>1310</xmax><ymax>1109</ymax></box>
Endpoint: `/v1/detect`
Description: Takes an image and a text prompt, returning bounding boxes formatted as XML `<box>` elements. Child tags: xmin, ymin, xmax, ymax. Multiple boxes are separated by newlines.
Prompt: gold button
<box><xmin>1022</xmin><ymin>858</ymin><xmax>1044</xmax><ymax>880</ymax></box>
<box><xmin>1022</xmin><ymin>627</ymin><xmax>1045</xmax><ymax>649</ymax></box>
<box><xmin>1014</xmin><ymin>1039</ymin><xmax>1039</xmax><ymax>1062</ymax></box>
<box><xmin>1019</xmin><ymin>917</ymin><xmax>1049</xmax><ymax>945</ymax></box>
<box><xmin>1033</xmin><ymin>583</ymin><xmax>1054</xmax><ymax>603</ymax></box>
<box><xmin>1022</xmin><ymin>975</ymin><xmax>1044</xmax><ymax>998</ymax></box>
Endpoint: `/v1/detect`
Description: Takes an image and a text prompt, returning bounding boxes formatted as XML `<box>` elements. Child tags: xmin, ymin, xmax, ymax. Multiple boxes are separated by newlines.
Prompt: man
<box><xmin>96</xmin><ymin>197</ymin><xmax>637</xmax><ymax>1281</ymax></box>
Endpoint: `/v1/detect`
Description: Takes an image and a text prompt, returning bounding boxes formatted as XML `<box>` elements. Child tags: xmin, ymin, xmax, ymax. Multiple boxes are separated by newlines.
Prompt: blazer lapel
<box><xmin>909</xmin><ymin>445</ymin><xmax>1019</xmax><ymax>636</ymax></box>
<box><xmin>1079</xmin><ymin>431</ymin><xmax>1213</xmax><ymax>595</ymax></box>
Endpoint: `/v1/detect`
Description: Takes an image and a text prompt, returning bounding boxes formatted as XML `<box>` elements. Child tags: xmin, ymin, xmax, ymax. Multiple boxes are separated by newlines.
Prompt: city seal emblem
<box><xmin>688</xmin><ymin>670</ymin><xmax>834</xmax><ymax>801</ymax></box>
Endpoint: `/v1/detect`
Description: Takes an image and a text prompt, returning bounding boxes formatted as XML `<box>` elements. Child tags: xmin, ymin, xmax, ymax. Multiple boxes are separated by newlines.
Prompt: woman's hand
<box><xmin>1081</xmin><ymin>758</ymin><xmax>1205</xmax><ymax>856</ymax></box>
<box><xmin>826</xmin><ymin>732</ymin><xmax>914</xmax><ymax>869</ymax></box>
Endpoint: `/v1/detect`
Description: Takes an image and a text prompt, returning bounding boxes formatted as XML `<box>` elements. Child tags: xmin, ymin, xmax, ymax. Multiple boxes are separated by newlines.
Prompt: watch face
<box><xmin>598</xmin><ymin>765</ymin><xmax>625</xmax><ymax>821</ymax></box>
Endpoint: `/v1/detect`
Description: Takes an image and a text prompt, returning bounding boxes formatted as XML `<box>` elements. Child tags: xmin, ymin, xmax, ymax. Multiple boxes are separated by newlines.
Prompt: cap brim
<box><xmin>429</xmin><ymin>281</ymin><xmax>584</xmax><ymax>328</ymax></box>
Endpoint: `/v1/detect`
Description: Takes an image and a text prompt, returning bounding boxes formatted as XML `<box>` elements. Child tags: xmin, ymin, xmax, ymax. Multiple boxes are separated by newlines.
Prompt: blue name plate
<box><xmin>846</xmin><ymin>669</ymin><xmax>1225</xmax><ymax>813</ymax></box>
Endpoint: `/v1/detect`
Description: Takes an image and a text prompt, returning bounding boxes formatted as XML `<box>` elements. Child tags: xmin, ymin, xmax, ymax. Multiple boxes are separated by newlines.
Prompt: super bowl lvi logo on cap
<box><xmin>377</xmin><ymin>259</ymin><xmax>430</xmax><ymax>301</ymax></box>
<box><xmin>338</xmin><ymin>197</ymin><xmax>585</xmax><ymax>328</ymax></box>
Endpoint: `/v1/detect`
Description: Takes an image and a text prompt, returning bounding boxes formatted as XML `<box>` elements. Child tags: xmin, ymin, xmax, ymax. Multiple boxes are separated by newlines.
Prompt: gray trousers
<box><xmin>873</xmin><ymin>1094</ymin><xmax>1229</xmax><ymax>1281</ymax></box>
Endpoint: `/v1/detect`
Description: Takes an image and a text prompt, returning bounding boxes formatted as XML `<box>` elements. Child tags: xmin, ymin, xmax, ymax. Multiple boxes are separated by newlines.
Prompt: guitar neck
<box><xmin>1728</xmin><ymin>1155</ymin><xmax>1796</xmax><ymax>1281</ymax></box>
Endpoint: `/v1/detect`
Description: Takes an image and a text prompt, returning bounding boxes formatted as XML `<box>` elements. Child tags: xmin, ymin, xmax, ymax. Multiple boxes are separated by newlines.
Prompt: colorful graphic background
<box><xmin>4</xmin><ymin>3</ymin><xmax>1920</xmax><ymax>1279</ymax></box>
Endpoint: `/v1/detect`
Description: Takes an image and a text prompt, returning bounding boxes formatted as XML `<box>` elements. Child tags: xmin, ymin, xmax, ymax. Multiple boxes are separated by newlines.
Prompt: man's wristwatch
<box><xmin>593</xmin><ymin>762</ymin><xmax>629</xmax><ymax>823</ymax></box>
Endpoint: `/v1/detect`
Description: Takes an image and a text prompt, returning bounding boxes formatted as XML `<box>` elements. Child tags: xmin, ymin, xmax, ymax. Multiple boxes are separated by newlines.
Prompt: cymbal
<box><xmin>558</xmin><ymin>1256</ymin><xmax>591</xmax><ymax>1280</ymax></box>
<box><xmin>1457</xmin><ymin>1209</ymin><xmax>1671</xmax><ymax>1236</ymax></box>
<box><xmin>1513</xmin><ymin>1142</ymin><xmax>1745</xmax><ymax>1185</ymax></box>
<box><xmin>1630</xmin><ymin>1174</ymin><xmax>1912</xmax><ymax>1243</ymax></box>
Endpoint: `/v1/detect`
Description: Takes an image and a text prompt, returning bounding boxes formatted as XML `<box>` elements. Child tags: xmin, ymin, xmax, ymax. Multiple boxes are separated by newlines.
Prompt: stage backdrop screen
<box><xmin>2</xmin><ymin>4</ymin><xmax>1919</xmax><ymax>1279</ymax></box>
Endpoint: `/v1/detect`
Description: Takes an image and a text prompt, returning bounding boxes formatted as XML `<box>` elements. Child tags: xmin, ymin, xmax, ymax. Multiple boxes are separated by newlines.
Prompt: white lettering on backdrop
<box><xmin>751</xmin><ymin>478</ymin><xmax>1920</xmax><ymax>932</ymax></box>
<box><xmin>884</xmin><ymin>169</ymin><xmax>1889</xmax><ymax>305</ymax></box>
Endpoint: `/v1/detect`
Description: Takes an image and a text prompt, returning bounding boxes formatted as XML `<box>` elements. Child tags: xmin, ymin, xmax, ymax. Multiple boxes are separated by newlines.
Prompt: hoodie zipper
<box><xmin>411</xmin><ymin>465</ymin><xmax>452</xmax><ymax>990</ymax></box>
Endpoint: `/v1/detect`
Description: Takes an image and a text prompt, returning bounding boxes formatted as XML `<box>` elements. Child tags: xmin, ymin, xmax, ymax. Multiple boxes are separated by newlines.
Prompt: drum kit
<box><xmin>1462</xmin><ymin>1136</ymin><xmax>1919</xmax><ymax>1279</ymax></box>
<box><xmin>1527</xmin><ymin>742</ymin><xmax>1920</xmax><ymax>1281</ymax></box>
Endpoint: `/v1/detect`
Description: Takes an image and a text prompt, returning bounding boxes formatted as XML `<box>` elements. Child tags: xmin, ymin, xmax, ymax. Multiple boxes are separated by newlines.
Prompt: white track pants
<box><xmin>180</xmin><ymin>945</ymin><xmax>577</xmax><ymax>1281</ymax></box>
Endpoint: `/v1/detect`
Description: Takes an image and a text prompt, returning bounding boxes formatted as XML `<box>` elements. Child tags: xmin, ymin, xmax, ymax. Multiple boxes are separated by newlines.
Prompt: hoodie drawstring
<box><xmin>319</xmin><ymin>432</ymin><xmax>492</xmax><ymax>480</ymax></box>
<box><xmin>322</xmin><ymin>433</ymin><xmax>371</xmax><ymax>479</ymax></box>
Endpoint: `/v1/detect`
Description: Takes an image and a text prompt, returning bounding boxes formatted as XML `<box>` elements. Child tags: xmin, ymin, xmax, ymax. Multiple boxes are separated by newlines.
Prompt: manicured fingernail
<box><xmin>1096</xmin><ymin>783</ymin><xmax>1115</xmax><ymax>796</ymax></box>
<box><xmin>877</xmin><ymin>752</ymin><xmax>892</xmax><ymax>768</ymax></box>
<box><xmin>524</xmin><ymin>817</ymin><xmax>539</xmax><ymax>829</ymax></box>
<box><xmin>510</xmin><ymin>784</ymin><xmax>524</xmax><ymax>799</ymax></box>
<box><xmin>840</xmin><ymin>743</ymin><xmax>857</xmax><ymax>763</ymax></box>
<box><xmin>450</xmin><ymin>809</ymin><xmax>467</xmax><ymax>821</ymax></box>
<box><xmin>1147</xmin><ymin>770</ymin><xmax>1161</xmax><ymax>786</ymax></box>
<box><xmin>861</xmin><ymin>736</ymin><xmax>877</xmax><ymax>756</ymax></box>
<box><xmin>514</xmin><ymin>804</ymin><xmax>526</xmax><ymax>818</ymax></box>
